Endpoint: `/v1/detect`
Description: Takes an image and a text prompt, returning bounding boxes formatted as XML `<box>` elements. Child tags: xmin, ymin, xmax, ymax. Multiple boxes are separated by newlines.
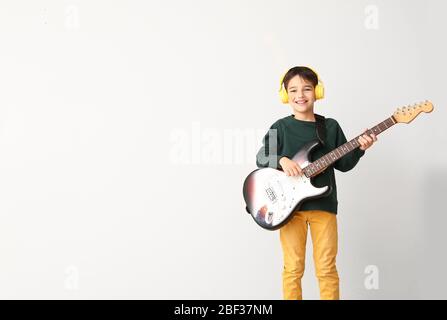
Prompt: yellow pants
<box><xmin>280</xmin><ymin>210</ymin><xmax>339</xmax><ymax>300</ymax></box>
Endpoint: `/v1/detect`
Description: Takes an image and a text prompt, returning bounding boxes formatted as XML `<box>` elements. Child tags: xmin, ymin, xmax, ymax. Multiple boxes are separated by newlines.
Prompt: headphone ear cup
<box><xmin>279</xmin><ymin>87</ymin><xmax>289</xmax><ymax>104</ymax></box>
<box><xmin>315</xmin><ymin>83</ymin><xmax>324</xmax><ymax>100</ymax></box>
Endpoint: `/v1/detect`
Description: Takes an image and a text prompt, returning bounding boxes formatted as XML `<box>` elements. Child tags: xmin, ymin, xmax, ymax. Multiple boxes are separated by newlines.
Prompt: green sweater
<box><xmin>256</xmin><ymin>115</ymin><xmax>365</xmax><ymax>214</ymax></box>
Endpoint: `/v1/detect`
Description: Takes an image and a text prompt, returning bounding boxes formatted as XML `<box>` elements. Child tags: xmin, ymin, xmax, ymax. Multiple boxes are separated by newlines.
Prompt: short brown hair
<box><xmin>282</xmin><ymin>66</ymin><xmax>318</xmax><ymax>92</ymax></box>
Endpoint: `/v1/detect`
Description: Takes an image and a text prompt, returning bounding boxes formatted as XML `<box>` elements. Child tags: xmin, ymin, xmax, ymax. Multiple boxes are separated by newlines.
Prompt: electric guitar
<box><xmin>243</xmin><ymin>101</ymin><xmax>434</xmax><ymax>230</ymax></box>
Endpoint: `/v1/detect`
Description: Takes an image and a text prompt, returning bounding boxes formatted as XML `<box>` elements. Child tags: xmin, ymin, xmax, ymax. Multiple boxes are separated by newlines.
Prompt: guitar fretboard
<box><xmin>303</xmin><ymin>117</ymin><xmax>396</xmax><ymax>178</ymax></box>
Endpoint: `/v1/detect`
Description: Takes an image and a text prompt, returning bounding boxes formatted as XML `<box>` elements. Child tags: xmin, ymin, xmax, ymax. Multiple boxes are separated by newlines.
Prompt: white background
<box><xmin>0</xmin><ymin>0</ymin><xmax>446</xmax><ymax>299</ymax></box>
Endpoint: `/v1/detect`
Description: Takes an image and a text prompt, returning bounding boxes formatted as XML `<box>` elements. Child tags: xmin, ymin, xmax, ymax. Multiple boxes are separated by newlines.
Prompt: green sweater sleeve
<box><xmin>333</xmin><ymin>121</ymin><xmax>365</xmax><ymax>172</ymax></box>
<box><xmin>256</xmin><ymin>121</ymin><xmax>283</xmax><ymax>169</ymax></box>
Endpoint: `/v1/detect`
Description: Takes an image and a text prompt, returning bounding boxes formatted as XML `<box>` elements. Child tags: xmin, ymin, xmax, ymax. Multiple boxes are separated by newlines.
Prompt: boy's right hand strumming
<box><xmin>279</xmin><ymin>157</ymin><xmax>304</xmax><ymax>177</ymax></box>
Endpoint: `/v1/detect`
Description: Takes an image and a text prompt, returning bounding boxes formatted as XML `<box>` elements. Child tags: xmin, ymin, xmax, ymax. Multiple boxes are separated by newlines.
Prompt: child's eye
<box><xmin>290</xmin><ymin>90</ymin><xmax>296</xmax><ymax>93</ymax></box>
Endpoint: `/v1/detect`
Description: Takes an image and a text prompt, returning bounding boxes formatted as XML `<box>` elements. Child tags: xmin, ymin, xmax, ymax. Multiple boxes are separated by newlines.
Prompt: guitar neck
<box><xmin>303</xmin><ymin>116</ymin><xmax>397</xmax><ymax>178</ymax></box>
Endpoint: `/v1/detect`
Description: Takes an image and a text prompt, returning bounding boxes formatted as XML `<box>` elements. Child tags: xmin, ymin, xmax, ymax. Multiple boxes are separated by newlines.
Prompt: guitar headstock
<box><xmin>393</xmin><ymin>100</ymin><xmax>434</xmax><ymax>124</ymax></box>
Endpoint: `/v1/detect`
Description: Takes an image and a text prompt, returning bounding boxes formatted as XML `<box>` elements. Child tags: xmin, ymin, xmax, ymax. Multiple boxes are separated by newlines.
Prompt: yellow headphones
<box><xmin>279</xmin><ymin>66</ymin><xmax>325</xmax><ymax>104</ymax></box>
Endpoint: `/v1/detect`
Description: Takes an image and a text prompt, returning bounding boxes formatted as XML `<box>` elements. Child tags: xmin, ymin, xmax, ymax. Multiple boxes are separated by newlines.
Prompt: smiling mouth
<box><xmin>295</xmin><ymin>100</ymin><xmax>308</xmax><ymax>104</ymax></box>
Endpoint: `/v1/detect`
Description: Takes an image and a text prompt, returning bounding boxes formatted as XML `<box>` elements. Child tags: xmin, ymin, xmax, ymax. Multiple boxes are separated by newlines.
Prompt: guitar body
<box><xmin>243</xmin><ymin>139</ymin><xmax>332</xmax><ymax>230</ymax></box>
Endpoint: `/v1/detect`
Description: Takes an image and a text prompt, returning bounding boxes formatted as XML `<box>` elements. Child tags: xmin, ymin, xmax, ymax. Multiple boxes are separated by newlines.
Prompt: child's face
<box><xmin>286</xmin><ymin>76</ymin><xmax>316</xmax><ymax>114</ymax></box>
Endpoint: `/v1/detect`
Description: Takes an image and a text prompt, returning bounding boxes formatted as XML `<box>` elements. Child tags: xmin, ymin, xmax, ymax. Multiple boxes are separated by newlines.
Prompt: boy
<box><xmin>256</xmin><ymin>66</ymin><xmax>377</xmax><ymax>300</ymax></box>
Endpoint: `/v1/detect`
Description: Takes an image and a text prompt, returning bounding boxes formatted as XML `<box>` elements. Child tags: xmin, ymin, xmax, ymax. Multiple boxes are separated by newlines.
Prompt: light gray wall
<box><xmin>0</xmin><ymin>0</ymin><xmax>445</xmax><ymax>299</ymax></box>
